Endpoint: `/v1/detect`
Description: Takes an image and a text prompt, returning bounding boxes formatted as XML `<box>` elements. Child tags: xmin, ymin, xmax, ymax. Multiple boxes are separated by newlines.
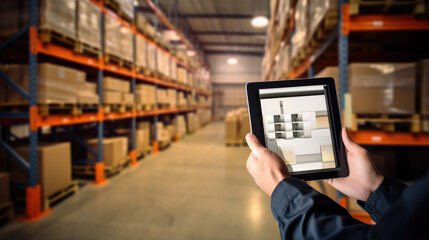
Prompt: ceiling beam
<box><xmin>201</xmin><ymin>42</ymin><xmax>265</xmax><ymax>47</ymax></box>
<box><xmin>180</xmin><ymin>14</ymin><xmax>255</xmax><ymax>19</ymax></box>
<box><xmin>205</xmin><ymin>50</ymin><xmax>264</xmax><ymax>56</ymax></box>
<box><xmin>193</xmin><ymin>31</ymin><xmax>266</xmax><ymax>36</ymax></box>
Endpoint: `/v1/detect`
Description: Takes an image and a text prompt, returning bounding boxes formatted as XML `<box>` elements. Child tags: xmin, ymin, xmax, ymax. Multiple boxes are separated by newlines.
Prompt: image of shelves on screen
<box><xmin>259</xmin><ymin>85</ymin><xmax>337</xmax><ymax>173</ymax></box>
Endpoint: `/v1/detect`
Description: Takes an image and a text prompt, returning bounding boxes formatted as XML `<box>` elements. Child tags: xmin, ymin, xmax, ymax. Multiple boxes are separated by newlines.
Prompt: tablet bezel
<box><xmin>246</xmin><ymin>77</ymin><xmax>348</xmax><ymax>181</ymax></box>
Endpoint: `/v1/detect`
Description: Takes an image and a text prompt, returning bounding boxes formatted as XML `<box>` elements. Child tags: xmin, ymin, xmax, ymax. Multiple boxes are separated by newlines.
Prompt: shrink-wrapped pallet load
<box><xmin>77</xmin><ymin>0</ymin><xmax>101</xmax><ymax>50</ymax></box>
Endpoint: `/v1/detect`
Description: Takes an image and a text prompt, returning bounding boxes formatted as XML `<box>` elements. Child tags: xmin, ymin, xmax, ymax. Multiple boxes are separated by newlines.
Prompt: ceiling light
<box><xmin>251</xmin><ymin>15</ymin><xmax>269</xmax><ymax>28</ymax></box>
<box><xmin>227</xmin><ymin>57</ymin><xmax>238</xmax><ymax>65</ymax></box>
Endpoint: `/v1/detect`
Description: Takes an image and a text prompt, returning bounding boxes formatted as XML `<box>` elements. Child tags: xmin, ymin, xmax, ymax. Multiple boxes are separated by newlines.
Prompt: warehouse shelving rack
<box><xmin>266</xmin><ymin>0</ymin><xmax>429</xmax><ymax>147</ymax></box>
<box><xmin>265</xmin><ymin>0</ymin><xmax>429</xmax><ymax>224</ymax></box>
<box><xmin>0</xmin><ymin>0</ymin><xmax>212</xmax><ymax>221</ymax></box>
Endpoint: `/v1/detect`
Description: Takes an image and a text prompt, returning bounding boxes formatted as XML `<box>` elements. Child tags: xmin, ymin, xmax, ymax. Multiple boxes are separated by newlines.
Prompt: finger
<box><xmin>341</xmin><ymin>127</ymin><xmax>359</xmax><ymax>152</ymax></box>
<box><xmin>245</xmin><ymin>133</ymin><xmax>265</xmax><ymax>157</ymax></box>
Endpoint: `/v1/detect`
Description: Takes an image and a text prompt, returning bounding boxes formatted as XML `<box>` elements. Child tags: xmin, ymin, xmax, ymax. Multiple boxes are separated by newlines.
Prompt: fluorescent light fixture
<box><xmin>227</xmin><ymin>57</ymin><xmax>238</xmax><ymax>65</ymax></box>
<box><xmin>251</xmin><ymin>15</ymin><xmax>269</xmax><ymax>28</ymax></box>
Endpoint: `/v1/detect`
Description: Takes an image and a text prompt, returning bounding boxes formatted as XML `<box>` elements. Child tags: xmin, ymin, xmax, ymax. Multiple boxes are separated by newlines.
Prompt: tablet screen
<box><xmin>259</xmin><ymin>84</ymin><xmax>338</xmax><ymax>173</ymax></box>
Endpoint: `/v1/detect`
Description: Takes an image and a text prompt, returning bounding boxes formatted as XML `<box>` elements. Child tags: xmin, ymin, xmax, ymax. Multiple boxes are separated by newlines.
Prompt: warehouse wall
<box><xmin>209</xmin><ymin>55</ymin><xmax>262</xmax><ymax>119</ymax></box>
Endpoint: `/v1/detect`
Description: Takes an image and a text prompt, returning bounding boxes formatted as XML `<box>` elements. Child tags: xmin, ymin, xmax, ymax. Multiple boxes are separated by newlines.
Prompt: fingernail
<box><xmin>246</xmin><ymin>133</ymin><xmax>253</xmax><ymax>141</ymax></box>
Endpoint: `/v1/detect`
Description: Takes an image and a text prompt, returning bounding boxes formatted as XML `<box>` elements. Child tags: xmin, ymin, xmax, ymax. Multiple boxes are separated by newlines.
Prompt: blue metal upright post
<box><xmin>130</xmin><ymin>14</ymin><xmax>138</xmax><ymax>165</ymax></box>
<box><xmin>308</xmin><ymin>64</ymin><xmax>315</xmax><ymax>78</ymax></box>
<box><xmin>339</xmin><ymin>0</ymin><xmax>349</xmax><ymax>111</ymax></box>
<box><xmin>153</xmin><ymin>0</ymin><xmax>160</xmax><ymax>154</ymax></box>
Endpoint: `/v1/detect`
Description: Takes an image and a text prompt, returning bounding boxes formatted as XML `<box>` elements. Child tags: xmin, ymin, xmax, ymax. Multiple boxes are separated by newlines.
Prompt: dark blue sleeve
<box><xmin>357</xmin><ymin>176</ymin><xmax>407</xmax><ymax>222</ymax></box>
<box><xmin>271</xmin><ymin>175</ymin><xmax>429</xmax><ymax>240</ymax></box>
<box><xmin>271</xmin><ymin>178</ymin><xmax>371</xmax><ymax>240</ymax></box>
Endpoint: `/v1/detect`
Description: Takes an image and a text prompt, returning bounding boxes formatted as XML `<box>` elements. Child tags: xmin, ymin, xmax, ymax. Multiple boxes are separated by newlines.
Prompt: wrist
<box><xmin>369</xmin><ymin>173</ymin><xmax>385</xmax><ymax>195</ymax></box>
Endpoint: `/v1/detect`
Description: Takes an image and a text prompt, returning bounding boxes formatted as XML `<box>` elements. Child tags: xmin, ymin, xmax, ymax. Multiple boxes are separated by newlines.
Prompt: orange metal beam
<box><xmin>289</xmin><ymin>58</ymin><xmax>311</xmax><ymax>79</ymax></box>
<box><xmin>349</xmin><ymin>131</ymin><xmax>429</xmax><ymax>146</ymax></box>
<box><xmin>37</xmin><ymin>113</ymin><xmax>100</xmax><ymax>127</ymax></box>
<box><xmin>349</xmin><ymin>15</ymin><xmax>429</xmax><ymax>32</ymax></box>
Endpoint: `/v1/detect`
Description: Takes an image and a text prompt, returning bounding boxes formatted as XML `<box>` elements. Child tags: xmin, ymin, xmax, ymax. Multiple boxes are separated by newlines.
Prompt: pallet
<box><xmin>72</xmin><ymin>158</ymin><xmax>129</xmax><ymax>178</ymax></box>
<box><xmin>349</xmin><ymin>0</ymin><xmax>426</xmax><ymax>15</ymax></box>
<box><xmin>104</xmin><ymin>54</ymin><xmax>133</xmax><ymax>69</ymax></box>
<box><xmin>39</xmin><ymin>103</ymin><xmax>81</xmax><ymax>116</ymax></box>
<box><xmin>136</xmin><ymin>104</ymin><xmax>156</xmax><ymax>111</ymax></box>
<box><xmin>74</xmin><ymin>42</ymin><xmax>101</xmax><ymax>59</ymax></box>
<box><xmin>39</xmin><ymin>29</ymin><xmax>76</xmax><ymax>49</ymax></box>
<box><xmin>158</xmin><ymin>139</ymin><xmax>171</xmax><ymax>151</ymax></box>
<box><xmin>157</xmin><ymin>103</ymin><xmax>170</xmax><ymax>109</ymax></box>
<box><xmin>349</xmin><ymin>113</ymin><xmax>421</xmax><ymax>132</ymax></box>
<box><xmin>43</xmin><ymin>181</ymin><xmax>79</xmax><ymax>211</ymax></box>
<box><xmin>136</xmin><ymin>66</ymin><xmax>154</xmax><ymax>76</ymax></box>
<box><xmin>0</xmin><ymin>202</ymin><xmax>13</xmax><ymax>225</ymax></box>
<box><xmin>103</xmin><ymin>0</ymin><xmax>120</xmax><ymax>14</ymax></box>
<box><xmin>103</xmin><ymin>103</ymin><xmax>134</xmax><ymax>114</ymax></box>
<box><xmin>137</xmin><ymin>148</ymin><xmax>152</xmax><ymax>159</ymax></box>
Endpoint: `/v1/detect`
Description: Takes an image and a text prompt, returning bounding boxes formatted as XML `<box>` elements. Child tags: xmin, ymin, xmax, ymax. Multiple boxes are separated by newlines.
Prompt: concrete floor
<box><xmin>0</xmin><ymin>121</ymin><xmax>280</xmax><ymax>240</ymax></box>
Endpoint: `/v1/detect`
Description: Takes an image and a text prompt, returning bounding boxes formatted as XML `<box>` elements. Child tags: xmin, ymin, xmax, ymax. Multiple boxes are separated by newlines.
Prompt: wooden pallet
<box><xmin>72</xmin><ymin>158</ymin><xmax>129</xmax><ymax>178</ymax></box>
<box><xmin>349</xmin><ymin>113</ymin><xmax>421</xmax><ymax>132</ymax></box>
<box><xmin>74</xmin><ymin>42</ymin><xmax>101</xmax><ymax>59</ymax></box>
<box><xmin>136</xmin><ymin>104</ymin><xmax>156</xmax><ymax>111</ymax></box>
<box><xmin>104</xmin><ymin>54</ymin><xmax>133</xmax><ymax>69</ymax></box>
<box><xmin>103</xmin><ymin>0</ymin><xmax>120</xmax><ymax>14</ymax></box>
<box><xmin>157</xmin><ymin>103</ymin><xmax>170</xmax><ymax>110</ymax></box>
<box><xmin>39</xmin><ymin>29</ymin><xmax>76</xmax><ymax>49</ymax></box>
<box><xmin>0</xmin><ymin>202</ymin><xmax>13</xmax><ymax>225</ymax></box>
<box><xmin>137</xmin><ymin>148</ymin><xmax>152</xmax><ymax>159</ymax></box>
<box><xmin>39</xmin><ymin>103</ymin><xmax>81</xmax><ymax>116</ymax></box>
<box><xmin>349</xmin><ymin>0</ymin><xmax>426</xmax><ymax>15</ymax></box>
<box><xmin>103</xmin><ymin>103</ymin><xmax>134</xmax><ymax>114</ymax></box>
<box><xmin>43</xmin><ymin>181</ymin><xmax>79</xmax><ymax>211</ymax></box>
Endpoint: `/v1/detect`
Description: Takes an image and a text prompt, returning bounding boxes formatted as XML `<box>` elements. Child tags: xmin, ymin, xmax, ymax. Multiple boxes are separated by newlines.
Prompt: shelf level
<box><xmin>349</xmin><ymin>15</ymin><xmax>429</xmax><ymax>32</ymax></box>
<box><xmin>349</xmin><ymin>131</ymin><xmax>429</xmax><ymax>146</ymax></box>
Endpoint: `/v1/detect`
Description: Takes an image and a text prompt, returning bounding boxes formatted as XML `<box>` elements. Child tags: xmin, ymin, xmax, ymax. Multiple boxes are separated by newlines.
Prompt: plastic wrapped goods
<box><xmin>77</xmin><ymin>0</ymin><xmax>101</xmax><ymax>49</ymax></box>
<box><xmin>136</xmin><ymin>36</ymin><xmax>148</xmax><ymax>69</ymax></box>
<box><xmin>117</xmin><ymin>0</ymin><xmax>134</xmax><ymax>20</ymax></box>
<box><xmin>308</xmin><ymin>0</ymin><xmax>338</xmax><ymax>40</ymax></box>
<box><xmin>291</xmin><ymin>0</ymin><xmax>308</xmax><ymax>59</ymax></box>
<box><xmin>40</xmin><ymin>0</ymin><xmax>76</xmax><ymax>38</ymax></box>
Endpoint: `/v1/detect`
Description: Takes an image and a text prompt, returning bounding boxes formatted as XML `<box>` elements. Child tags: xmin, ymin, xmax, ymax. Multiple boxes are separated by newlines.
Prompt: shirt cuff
<box><xmin>270</xmin><ymin>177</ymin><xmax>312</xmax><ymax>219</ymax></box>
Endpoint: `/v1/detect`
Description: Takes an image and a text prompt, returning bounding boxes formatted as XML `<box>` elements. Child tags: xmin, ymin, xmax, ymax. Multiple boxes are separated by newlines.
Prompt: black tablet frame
<box><xmin>246</xmin><ymin>77</ymin><xmax>348</xmax><ymax>181</ymax></box>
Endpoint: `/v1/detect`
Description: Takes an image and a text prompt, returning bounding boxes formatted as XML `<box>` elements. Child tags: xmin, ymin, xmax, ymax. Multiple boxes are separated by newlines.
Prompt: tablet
<box><xmin>246</xmin><ymin>77</ymin><xmax>348</xmax><ymax>181</ymax></box>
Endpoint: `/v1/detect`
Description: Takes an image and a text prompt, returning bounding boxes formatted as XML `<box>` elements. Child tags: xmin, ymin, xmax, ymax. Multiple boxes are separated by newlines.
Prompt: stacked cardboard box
<box><xmin>87</xmin><ymin>137</ymin><xmax>128</xmax><ymax>167</ymax></box>
<box><xmin>176</xmin><ymin>115</ymin><xmax>187</xmax><ymax>138</ymax></box>
<box><xmin>117</xmin><ymin>0</ymin><xmax>134</xmax><ymax>20</ymax></box>
<box><xmin>225</xmin><ymin>108</ymin><xmax>250</xmax><ymax>144</ymax></box>
<box><xmin>77</xmin><ymin>81</ymin><xmax>99</xmax><ymax>104</ymax></box>
<box><xmin>40</xmin><ymin>0</ymin><xmax>76</xmax><ymax>39</ymax></box>
<box><xmin>102</xmin><ymin>77</ymin><xmax>132</xmax><ymax>105</ymax></box>
<box><xmin>104</xmin><ymin>14</ymin><xmax>133</xmax><ymax>62</ymax></box>
<box><xmin>177</xmin><ymin>92</ymin><xmax>187</xmax><ymax>108</ymax></box>
<box><xmin>348</xmin><ymin>63</ymin><xmax>416</xmax><ymax>114</ymax></box>
<box><xmin>1</xmin><ymin>63</ymin><xmax>84</xmax><ymax>104</ymax></box>
<box><xmin>137</xmin><ymin>121</ymin><xmax>152</xmax><ymax>153</ymax></box>
<box><xmin>167</xmin><ymin>89</ymin><xmax>177</xmax><ymax>109</ymax></box>
<box><xmin>308</xmin><ymin>0</ymin><xmax>337</xmax><ymax>44</ymax></box>
<box><xmin>177</xmin><ymin>67</ymin><xmax>188</xmax><ymax>85</ymax></box>
<box><xmin>170</xmin><ymin>60</ymin><xmax>177</xmax><ymax>81</ymax></box>
<box><xmin>136</xmin><ymin>36</ymin><xmax>148</xmax><ymax>70</ymax></box>
<box><xmin>187</xmin><ymin>94</ymin><xmax>196</xmax><ymax>107</ymax></box>
<box><xmin>135</xmin><ymin>84</ymin><xmax>156</xmax><ymax>107</ymax></box>
<box><xmin>11</xmin><ymin>142</ymin><xmax>72</xmax><ymax>198</ymax></box>
<box><xmin>77</xmin><ymin>0</ymin><xmax>100</xmax><ymax>50</ymax></box>
<box><xmin>0</xmin><ymin>173</ymin><xmax>10</xmax><ymax>206</ymax></box>
<box><xmin>156</xmin><ymin>49</ymin><xmax>165</xmax><ymax>76</ymax></box>
<box><xmin>156</xmin><ymin>89</ymin><xmax>168</xmax><ymax>107</ymax></box>
<box><xmin>147</xmin><ymin>44</ymin><xmax>156</xmax><ymax>72</ymax></box>
<box><xmin>187</xmin><ymin>112</ymin><xmax>197</xmax><ymax>132</ymax></box>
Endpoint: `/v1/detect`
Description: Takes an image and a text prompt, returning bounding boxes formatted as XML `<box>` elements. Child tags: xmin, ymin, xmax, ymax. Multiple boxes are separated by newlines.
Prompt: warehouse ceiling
<box><xmin>138</xmin><ymin>0</ymin><xmax>269</xmax><ymax>58</ymax></box>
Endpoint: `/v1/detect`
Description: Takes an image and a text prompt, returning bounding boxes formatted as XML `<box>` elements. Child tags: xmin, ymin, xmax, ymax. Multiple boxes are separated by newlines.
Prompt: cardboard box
<box><xmin>103</xmin><ymin>90</ymin><xmax>122</xmax><ymax>104</ymax></box>
<box><xmin>11</xmin><ymin>142</ymin><xmax>72</xmax><ymax>198</ymax></box>
<box><xmin>103</xmin><ymin>77</ymin><xmax>129</xmax><ymax>92</ymax></box>
<box><xmin>122</xmin><ymin>92</ymin><xmax>134</xmax><ymax>104</ymax></box>
<box><xmin>417</xmin><ymin>59</ymin><xmax>429</xmax><ymax>115</ymax></box>
<box><xmin>349</xmin><ymin>63</ymin><xmax>416</xmax><ymax>114</ymax></box>
<box><xmin>177</xmin><ymin>67</ymin><xmax>188</xmax><ymax>85</ymax></box>
<box><xmin>147</xmin><ymin>44</ymin><xmax>156</xmax><ymax>71</ymax></box>
<box><xmin>6</xmin><ymin>63</ymin><xmax>81</xmax><ymax>104</ymax></box>
<box><xmin>0</xmin><ymin>172</ymin><xmax>10</xmax><ymax>205</ymax></box>
<box><xmin>138</xmin><ymin>121</ymin><xmax>151</xmax><ymax>151</ymax></box>
<box><xmin>177</xmin><ymin>115</ymin><xmax>187</xmax><ymax>138</ymax></box>
<box><xmin>77</xmin><ymin>0</ymin><xmax>101</xmax><ymax>49</ymax></box>
<box><xmin>225</xmin><ymin>114</ymin><xmax>239</xmax><ymax>143</ymax></box>
<box><xmin>136</xmin><ymin>36</ymin><xmax>147</xmax><ymax>69</ymax></box>
<box><xmin>87</xmin><ymin>137</ymin><xmax>128</xmax><ymax>167</ymax></box>
<box><xmin>77</xmin><ymin>82</ymin><xmax>99</xmax><ymax>104</ymax></box>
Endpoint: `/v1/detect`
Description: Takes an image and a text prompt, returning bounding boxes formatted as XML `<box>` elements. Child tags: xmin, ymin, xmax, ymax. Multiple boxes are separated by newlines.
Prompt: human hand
<box><xmin>325</xmin><ymin>127</ymin><xmax>384</xmax><ymax>202</ymax></box>
<box><xmin>245</xmin><ymin>133</ymin><xmax>290</xmax><ymax>196</ymax></box>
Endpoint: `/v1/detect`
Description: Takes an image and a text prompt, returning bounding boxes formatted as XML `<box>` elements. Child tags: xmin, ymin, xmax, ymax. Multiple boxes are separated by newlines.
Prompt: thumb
<box><xmin>245</xmin><ymin>133</ymin><xmax>265</xmax><ymax>156</ymax></box>
<box><xmin>342</xmin><ymin>127</ymin><xmax>359</xmax><ymax>152</ymax></box>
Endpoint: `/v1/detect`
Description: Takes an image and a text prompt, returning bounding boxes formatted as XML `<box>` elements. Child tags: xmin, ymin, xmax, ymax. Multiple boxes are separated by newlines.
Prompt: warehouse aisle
<box><xmin>0</xmin><ymin>121</ymin><xmax>279</xmax><ymax>240</ymax></box>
